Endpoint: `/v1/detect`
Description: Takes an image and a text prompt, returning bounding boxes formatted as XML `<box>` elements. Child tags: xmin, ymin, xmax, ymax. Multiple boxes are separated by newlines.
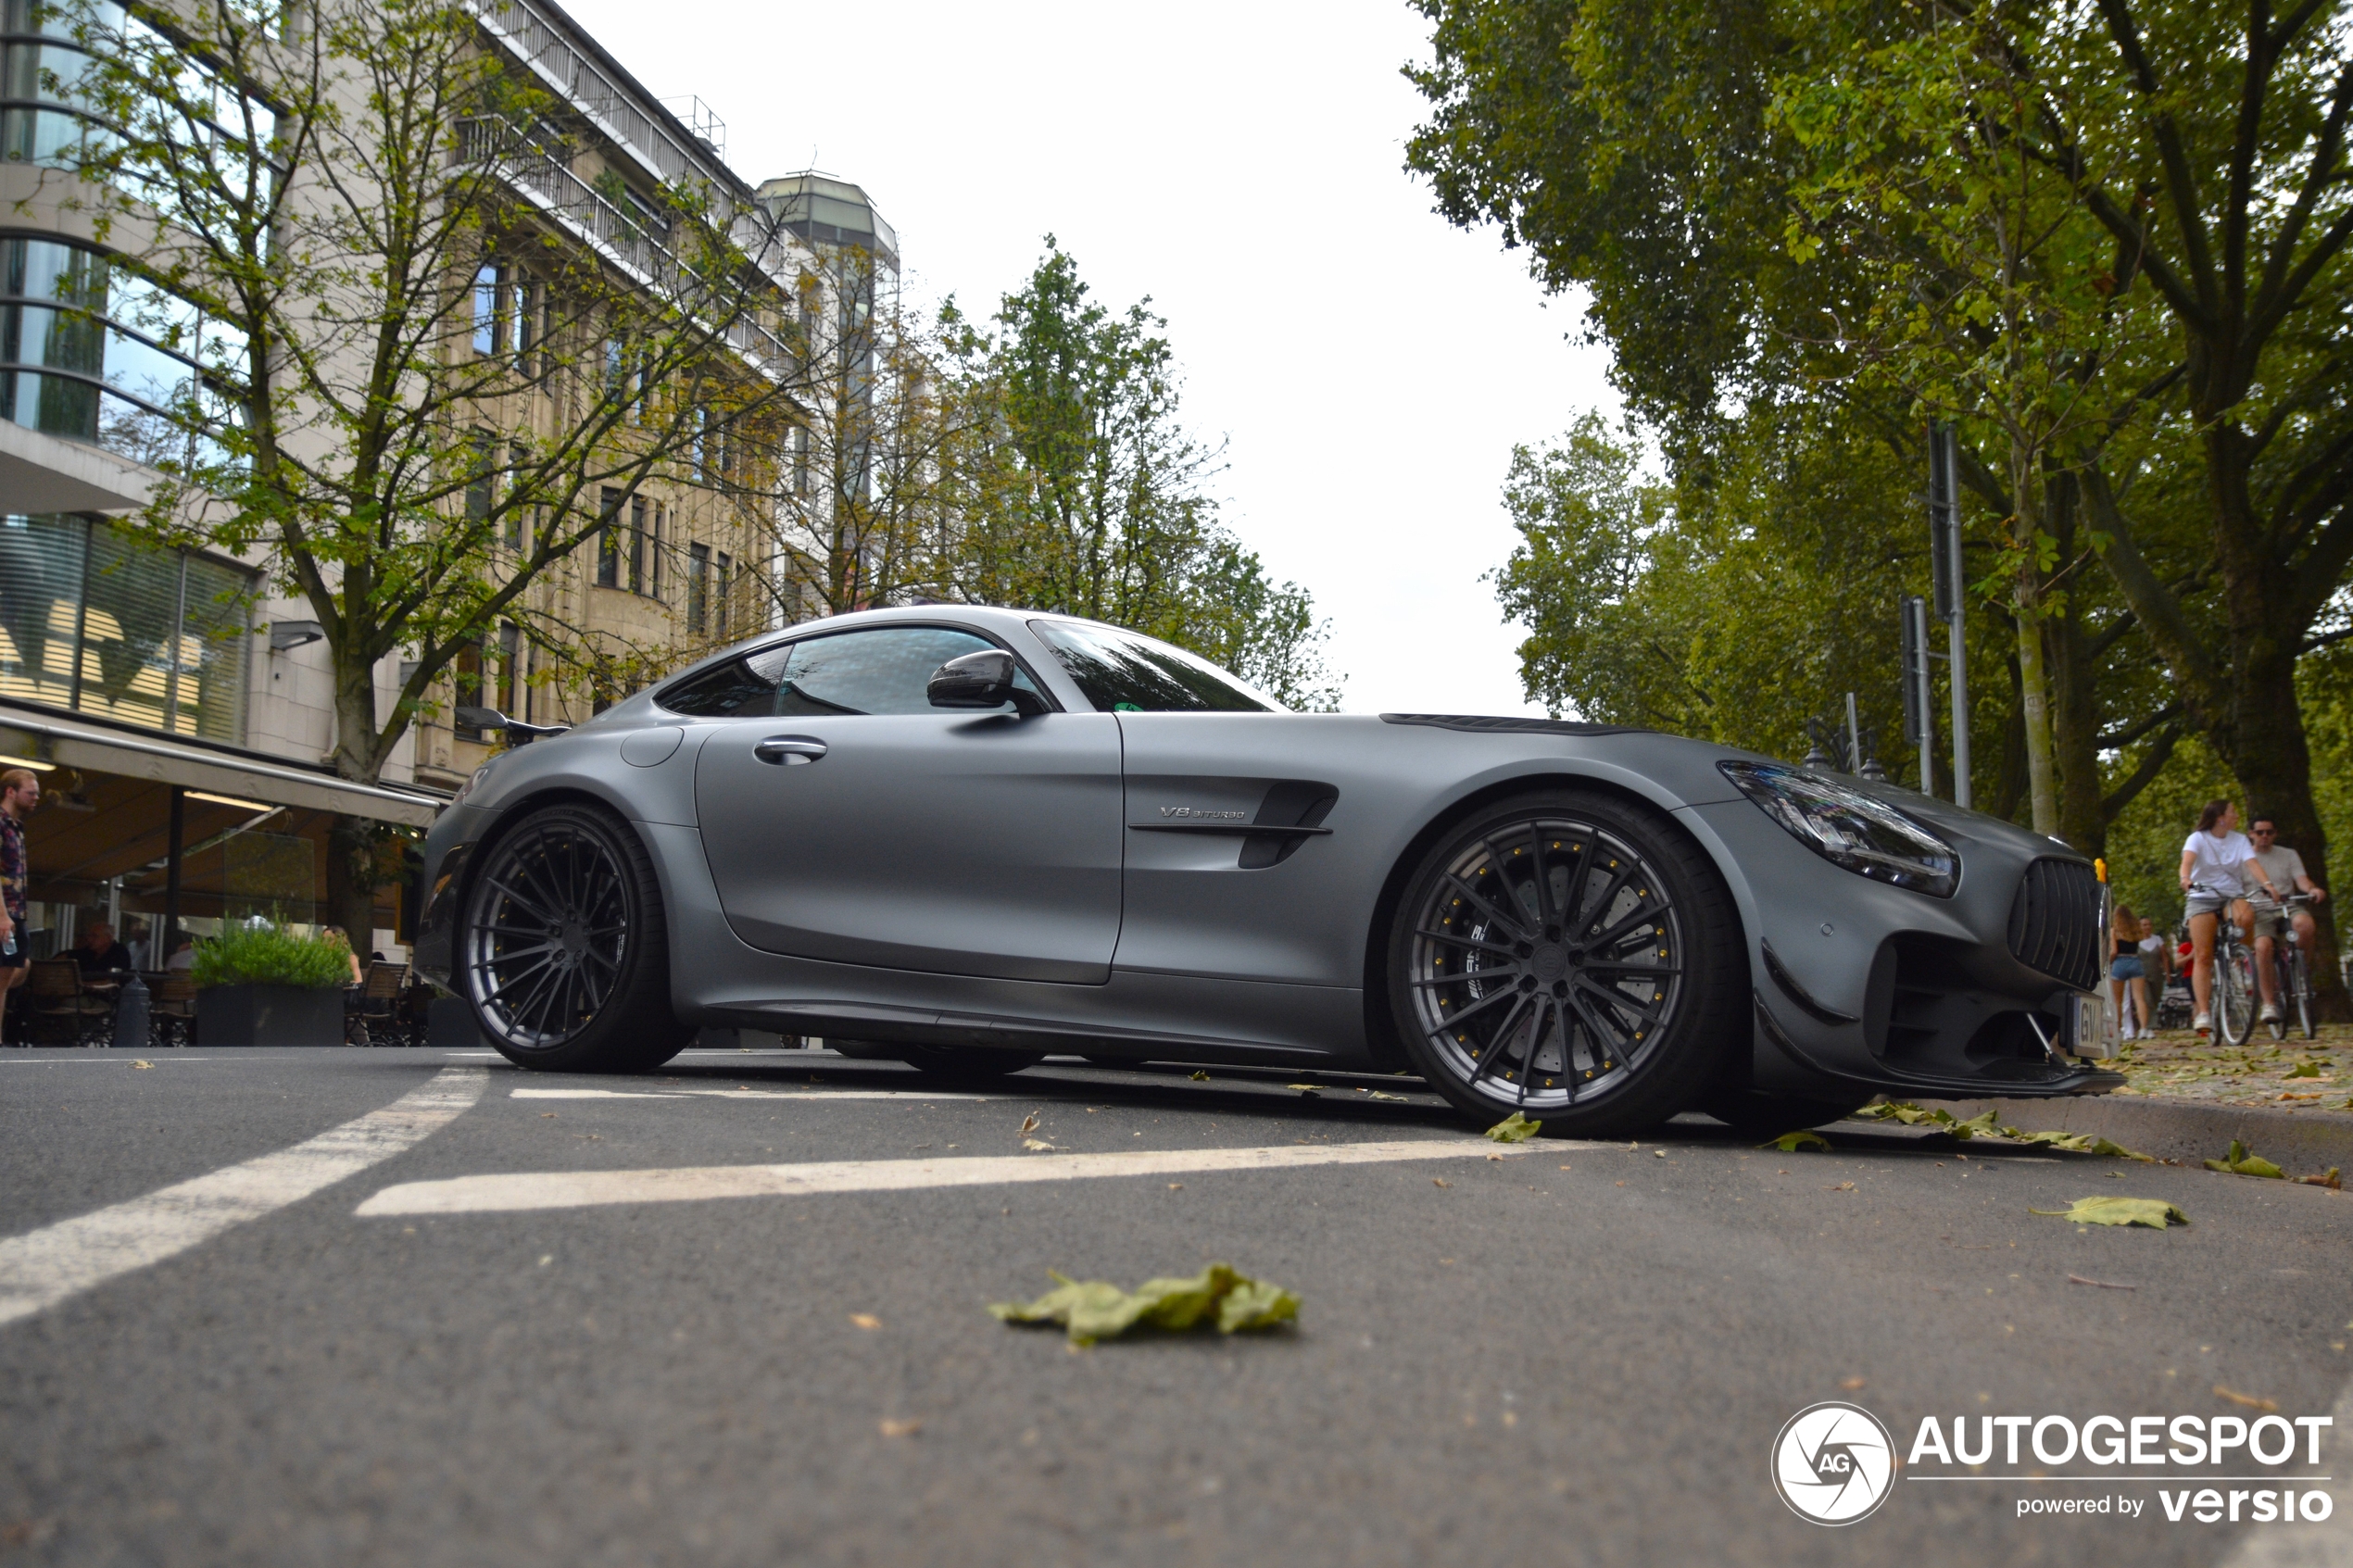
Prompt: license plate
<box><xmin>2068</xmin><ymin>991</ymin><xmax>2119</xmax><ymax>1059</ymax></box>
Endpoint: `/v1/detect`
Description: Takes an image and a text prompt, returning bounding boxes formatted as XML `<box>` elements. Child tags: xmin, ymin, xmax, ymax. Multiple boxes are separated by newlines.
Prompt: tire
<box><xmin>1386</xmin><ymin>789</ymin><xmax>1744</xmax><ymax>1137</ymax></box>
<box><xmin>2216</xmin><ymin>946</ymin><xmax>2257</xmax><ymax>1046</ymax></box>
<box><xmin>894</xmin><ymin>1044</ymin><xmax>1045</xmax><ymax>1079</ymax></box>
<box><xmin>459</xmin><ymin>802</ymin><xmax>694</xmax><ymax>1073</ymax></box>
<box><xmin>2293</xmin><ymin>955</ymin><xmax>2318</xmax><ymax>1040</ymax></box>
<box><xmin>1702</xmin><ymin>1091</ymin><xmax>1875</xmax><ymax>1135</ymax></box>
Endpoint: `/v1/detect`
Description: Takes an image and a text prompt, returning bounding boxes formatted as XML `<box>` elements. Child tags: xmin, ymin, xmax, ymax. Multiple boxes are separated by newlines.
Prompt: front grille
<box><xmin>2007</xmin><ymin>859</ymin><xmax>2103</xmax><ymax>991</ymax></box>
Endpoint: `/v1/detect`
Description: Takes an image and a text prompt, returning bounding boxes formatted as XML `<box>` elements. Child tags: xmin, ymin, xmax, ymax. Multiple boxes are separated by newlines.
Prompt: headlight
<box><xmin>1718</xmin><ymin>761</ymin><xmax>1958</xmax><ymax>897</ymax></box>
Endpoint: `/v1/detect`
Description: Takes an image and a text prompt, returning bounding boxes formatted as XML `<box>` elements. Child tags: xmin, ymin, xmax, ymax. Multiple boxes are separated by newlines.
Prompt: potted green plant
<box><xmin>191</xmin><ymin>921</ymin><xmax>351</xmax><ymax>1047</ymax></box>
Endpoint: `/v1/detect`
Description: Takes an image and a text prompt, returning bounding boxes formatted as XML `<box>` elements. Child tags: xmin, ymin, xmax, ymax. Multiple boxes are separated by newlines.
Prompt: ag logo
<box><xmin>1771</xmin><ymin>1401</ymin><xmax>1895</xmax><ymax>1525</ymax></box>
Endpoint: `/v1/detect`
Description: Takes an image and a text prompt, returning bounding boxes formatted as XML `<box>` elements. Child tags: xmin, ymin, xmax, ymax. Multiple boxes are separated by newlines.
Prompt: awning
<box><xmin>0</xmin><ymin>701</ymin><xmax>447</xmax><ymax>828</ymax></box>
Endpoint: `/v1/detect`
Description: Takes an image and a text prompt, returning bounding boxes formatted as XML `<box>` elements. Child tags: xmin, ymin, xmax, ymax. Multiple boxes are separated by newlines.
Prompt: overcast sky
<box><xmin>561</xmin><ymin>0</ymin><xmax>1620</xmax><ymax>714</ymax></box>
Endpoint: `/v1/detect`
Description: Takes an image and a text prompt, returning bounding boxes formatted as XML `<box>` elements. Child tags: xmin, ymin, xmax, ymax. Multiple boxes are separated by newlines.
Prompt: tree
<box><xmin>63</xmin><ymin>0</ymin><xmax>800</xmax><ymax>944</ymax></box>
<box><xmin>938</xmin><ymin>243</ymin><xmax>1340</xmax><ymax>708</ymax></box>
<box><xmin>1408</xmin><ymin>0</ymin><xmax>2353</xmax><ymax>1008</ymax></box>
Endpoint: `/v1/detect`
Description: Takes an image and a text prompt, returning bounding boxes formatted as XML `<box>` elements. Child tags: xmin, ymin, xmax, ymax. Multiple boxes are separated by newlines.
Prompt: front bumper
<box><xmin>1690</xmin><ymin>799</ymin><xmax>2125</xmax><ymax>1101</ymax></box>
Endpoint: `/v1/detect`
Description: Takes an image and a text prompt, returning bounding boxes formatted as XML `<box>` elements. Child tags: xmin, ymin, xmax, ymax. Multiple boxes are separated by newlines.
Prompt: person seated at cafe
<box><xmin>74</xmin><ymin>921</ymin><xmax>132</xmax><ymax>977</ymax></box>
<box><xmin>165</xmin><ymin>938</ymin><xmax>196</xmax><ymax>972</ymax></box>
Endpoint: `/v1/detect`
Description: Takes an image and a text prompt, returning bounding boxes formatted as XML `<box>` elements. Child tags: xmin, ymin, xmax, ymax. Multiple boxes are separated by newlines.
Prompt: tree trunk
<box><xmin>2012</xmin><ymin>568</ymin><xmax>2058</xmax><ymax>836</ymax></box>
<box><xmin>324</xmin><ymin>643</ymin><xmax>386</xmax><ymax>955</ymax></box>
<box><xmin>2200</xmin><ymin>423</ymin><xmax>2349</xmax><ymax>1021</ymax></box>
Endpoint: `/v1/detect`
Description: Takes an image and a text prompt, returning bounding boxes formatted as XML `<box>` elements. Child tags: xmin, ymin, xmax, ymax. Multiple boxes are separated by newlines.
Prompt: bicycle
<box><xmin>2191</xmin><ymin>888</ymin><xmax>2261</xmax><ymax>1045</ymax></box>
<box><xmin>2257</xmin><ymin>894</ymin><xmax>2319</xmax><ymax>1041</ymax></box>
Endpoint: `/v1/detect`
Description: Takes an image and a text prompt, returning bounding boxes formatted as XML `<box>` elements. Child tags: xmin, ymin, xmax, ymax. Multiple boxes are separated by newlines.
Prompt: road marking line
<box><xmin>508</xmin><ymin>1087</ymin><xmax>995</xmax><ymax>1102</ymax></box>
<box><xmin>0</xmin><ymin>1066</ymin><xmax>487</xmax><ymax>1329</ymax></box>
<box><xmin>356</xmin><ymin>1137</ymin><xmax>1511</xmax><ymax>1217</ymax></box>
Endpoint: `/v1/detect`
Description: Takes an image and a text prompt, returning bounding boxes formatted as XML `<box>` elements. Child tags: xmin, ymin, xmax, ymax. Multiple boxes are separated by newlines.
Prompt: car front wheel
<box><xmin>1387</xmin><ymin>790</ymin><xmax>1744</xmax><ymax>1136</ymax></box>
<box><xmin>459</xmin><ymin>802</ymin><xmax>693</xmax><ymax>1073</ymax></box>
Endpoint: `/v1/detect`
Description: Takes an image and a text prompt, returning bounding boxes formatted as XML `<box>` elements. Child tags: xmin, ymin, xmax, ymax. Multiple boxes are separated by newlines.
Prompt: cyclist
<box><xmin>2246</xmin><ymin>813</ymin><xmax>2328</xmax><ymax>1024</ymax></box>
<box><xmin>2179</xmin><ymin>798</ymin><xmax>2285</xmax><ymax>1035</ymax></box>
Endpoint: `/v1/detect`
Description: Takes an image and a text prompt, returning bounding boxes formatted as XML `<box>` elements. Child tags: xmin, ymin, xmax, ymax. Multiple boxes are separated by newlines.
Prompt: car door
<box><xmin>692</xmin><ymin>623</ymin><xmax>1124</xmax><ymax>985</ymax></box>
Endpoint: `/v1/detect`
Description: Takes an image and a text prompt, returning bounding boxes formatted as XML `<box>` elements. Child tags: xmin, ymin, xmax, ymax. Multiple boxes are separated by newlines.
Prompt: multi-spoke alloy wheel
<box><xmin>459</xmin><ymin>803</ymin><xmax>692</xmax><ymax>1073</ymax></box>
<box><xmin>1390</xmin><ymin>792</ymin><xmax>1743</xmax><ymax>1135</ymax></box>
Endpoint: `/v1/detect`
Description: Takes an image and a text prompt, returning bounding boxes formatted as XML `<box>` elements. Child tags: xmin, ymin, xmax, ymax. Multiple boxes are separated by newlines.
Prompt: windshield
<box><xmin>1027</xmin><ymin>620</ymin><xmax>1277</xmax><ymax>713</ymax></box>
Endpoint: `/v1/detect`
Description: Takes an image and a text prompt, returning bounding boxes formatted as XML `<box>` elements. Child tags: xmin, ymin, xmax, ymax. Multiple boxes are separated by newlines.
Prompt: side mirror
<box><xmin>927</xmin><ymin>650</ymin><xmax>1044</xmax><ymax>715</ymax></box>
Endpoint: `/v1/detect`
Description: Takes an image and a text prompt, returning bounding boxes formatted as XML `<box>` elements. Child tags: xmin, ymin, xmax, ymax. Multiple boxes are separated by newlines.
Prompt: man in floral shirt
<box><xmin>0</xmin><ymin>767</ymin><xmax>39</xmax><ymax>1041</ymax></box>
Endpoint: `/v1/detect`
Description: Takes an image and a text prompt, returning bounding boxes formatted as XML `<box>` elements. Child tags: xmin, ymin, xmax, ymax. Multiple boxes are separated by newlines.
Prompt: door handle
<box><xmin>753</xmin><ymin>735</ymin><xmax>828</xmax><ymax>766</ymax></box>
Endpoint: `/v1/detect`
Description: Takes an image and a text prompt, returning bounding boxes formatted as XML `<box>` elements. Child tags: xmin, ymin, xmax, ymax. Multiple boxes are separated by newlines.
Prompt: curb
<box><xmin>1937</xmin><ymin>1095</ymin><xmax>2353</xmax><ymax>1173</ymax></box>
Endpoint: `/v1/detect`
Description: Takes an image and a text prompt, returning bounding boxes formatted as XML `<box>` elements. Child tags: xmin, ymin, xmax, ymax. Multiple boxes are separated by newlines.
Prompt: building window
<box><xmin>497</xmin><ymin>621</ymin><xmax>520</xmax><ymax>714</ymax></box>
<box><xmin>649</xmin><ymin>504</ymin><xmax>663</xmax><ymax>599</ymax></box>
<box><xmin>464</xmin><ymin>429</ymin><xmax>494</xmax><ymax>522</ymax></box>
<box><xmin>505</xmin><ymin>440</ymin><xmax>528</xmax><ymax>549</ymax></box>
<box><xmin>515</xmin><ymin>278</ymin><xmax>535</xmax><ymax>374</ymax></box>
<box><xmin>451</xmin><ymin>638</ymin><xmax>484</xmax><ymax>737</ymax></box>
<box><xmin>472</xmin><ymin>263</ymin><xmax>502</xmax><ymax>355</ymax></box>
<box><xmin>714</xmin><ymin>550</ymin><xmax>730</xmax><ymax>638</ymax></box>
<box><xmin>686</xmin><ymin>541</ymin><xmax>708</xmax><ymax>633</ymax></box>
<box><xmin>791</xmin><ymin>424</ymin><xmax>809</xmax><ymax>496</ymax></box>
<box><xmin>0</xmin><ymin>512</ymin><xmax>253</xmax><ymax>741</ymax></box>
<box><xmin>627</xmin><ymin>495</ymin><xmax>645</xmax><ymax>593</ymax></box>
<box><xmin>595</xmin><ymin>487</ymin><xmax>621</xmax><ymax>587</ymax></box>
<box><xmin>0</xmin><ymin>235</ymin><xmax>246</xmax><ymax>464</ymax></box>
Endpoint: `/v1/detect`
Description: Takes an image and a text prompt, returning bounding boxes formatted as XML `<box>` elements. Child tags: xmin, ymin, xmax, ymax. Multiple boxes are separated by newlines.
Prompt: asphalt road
<box><xmin>0</xmin><ymin>1046</ymin><xmax>2347</xmax><ymax>1567</ymax></box>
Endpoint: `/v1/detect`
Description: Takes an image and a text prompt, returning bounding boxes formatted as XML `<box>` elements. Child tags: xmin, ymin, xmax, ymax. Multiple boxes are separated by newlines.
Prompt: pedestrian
<box><xmin>2245</xmin><ymin>813</ymin><xmax>2328</xmax><ymax>1024</ymax></box>
<box><xmin>2179</xmin><ymin>798</ymin><xmax>2285</xmax><ymax>1035</ymax></box>
<box><xmin>2135</xmin><ymin>917</ymin><xmax>2168</xmax><ymax>1034</ymax></box>
<box><xmin>0</xmin><ymin>767</ymin><xmax>39</xmax><ymax>1044</ymax></box>
<box><xmin>2108</xmin><ymin>902</ymin><xmax>2151</xmax><ymax>1042</ymax></box>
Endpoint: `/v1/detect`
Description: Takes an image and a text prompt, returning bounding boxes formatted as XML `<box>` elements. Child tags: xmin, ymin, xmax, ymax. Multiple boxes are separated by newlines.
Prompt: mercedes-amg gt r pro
<box><xmin>413</xmin><ymin>606</ymin><xmax>2121</xmax><ymax>1136</ymax></box>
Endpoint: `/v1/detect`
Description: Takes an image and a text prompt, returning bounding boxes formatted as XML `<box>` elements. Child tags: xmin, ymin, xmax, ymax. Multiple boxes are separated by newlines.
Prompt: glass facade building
<box><xmin>0</xmin><ymin>512</ymin><xmax>252</xmax><ymax>741</ymax></box>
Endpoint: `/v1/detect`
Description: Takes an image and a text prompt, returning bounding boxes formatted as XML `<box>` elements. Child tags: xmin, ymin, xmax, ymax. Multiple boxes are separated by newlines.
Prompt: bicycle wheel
<box><xmin>2291</xmin><ymin>951</ymin><xmax>2317</xmax><ymax>1040</ymax></box>
<box><xmin>2216</xmin><ymin>943</ymin><xmax>2257</xmax><ymax>1045</ymax></box>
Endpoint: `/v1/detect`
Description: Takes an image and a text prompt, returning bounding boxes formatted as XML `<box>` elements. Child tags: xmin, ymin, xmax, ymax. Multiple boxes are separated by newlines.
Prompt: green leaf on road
<box><xmin>2284</xmin><ymin>1060</ymin><xmax>2322</xmax><ymax>1079</ymax></box>
<box><xmin>989</xmin><ymin>1263</ymin><xmax>1301</xmax><ymax>1346</ymax></box>
<box><xmin>1486</xmin><ymin>1112</ymin><xmax>1542</xmax><ymax>1143</ymax></box>
<box><xmin>2030</xmin><ymin>1196</ymin><xmax>2188</xmax><ymax>1228</ymax></box>
<box><xmin>1853</xmin><ymin>1100</ymin><xmax>2150</xmax><ymax>1160</ymax></box>
<box><xmin>2203</xmin><ymin>1140</ymin><xmax>2285</xmax><ymax>1179</ymax></box>
<box><xmin>1764</xmin><ymin>1130</ymin><xmax>1833</xmax><ymax>1152</ymax></box>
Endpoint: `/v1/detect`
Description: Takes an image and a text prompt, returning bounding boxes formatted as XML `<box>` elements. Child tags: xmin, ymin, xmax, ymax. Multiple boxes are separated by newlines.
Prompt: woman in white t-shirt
<box><xmin>2178</xmin><ymin>798</ymin><xmax>2284</xmax><ymax>1034</ymax></box>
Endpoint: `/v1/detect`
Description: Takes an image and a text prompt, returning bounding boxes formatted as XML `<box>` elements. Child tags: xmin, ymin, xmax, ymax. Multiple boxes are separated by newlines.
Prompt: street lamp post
<box><xmin>1929</xmin><ymin>424</ymin><xmax>1970</xmax><ymax>808</ymax></box>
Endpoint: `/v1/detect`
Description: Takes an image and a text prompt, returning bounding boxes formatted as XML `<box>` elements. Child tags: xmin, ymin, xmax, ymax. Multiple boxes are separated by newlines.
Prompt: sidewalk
<box><xmin>1934</xmin><ymin>1022</ymin><xmax>2353</xmax><ymax>1173</ymax></box>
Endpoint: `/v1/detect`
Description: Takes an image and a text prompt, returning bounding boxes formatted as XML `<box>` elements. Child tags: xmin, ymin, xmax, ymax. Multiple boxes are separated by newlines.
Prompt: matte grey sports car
<box><xmin>413</xmin><ymin>605</ymin><xmax>2122</xmax><ymax>1135</ymax></box>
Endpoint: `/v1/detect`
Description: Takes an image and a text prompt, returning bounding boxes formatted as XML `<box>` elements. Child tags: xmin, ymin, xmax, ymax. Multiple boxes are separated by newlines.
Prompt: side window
<box><xmin>657</xmin><ymin>643</ymin><xmax>793</xmax><ymax>717</ymax></box>
<box><xmin>1027</xmin><ymin>620</ymin><xmax>1276</xmax><ymax>712</ymax></box>
<box><xmin>778</xmin><ymin>627</ymin><xmax>1037</xmax><ymax>716</ymax></box>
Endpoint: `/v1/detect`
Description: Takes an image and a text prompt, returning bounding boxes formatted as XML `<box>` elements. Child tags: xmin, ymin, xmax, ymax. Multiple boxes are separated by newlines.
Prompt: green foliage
<box><xmin>939</xmin><ymin>243</ymin><xmax>1340</xmax><ymax>708</ymax></box>
<box><xmin>189</xmin><ymin>921</ymin><xmax>353</xmax><ymax>991</ymax></box>
<box><xmin>988</xmin><ymin>1263</ymin><xmax>1300</xmax><ymax>1346</ymax></box>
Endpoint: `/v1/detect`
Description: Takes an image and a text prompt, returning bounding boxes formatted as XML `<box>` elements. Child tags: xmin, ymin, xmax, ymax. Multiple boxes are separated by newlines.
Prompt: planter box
<box><xmin>195</xmin><ymin>984</ymin><xmax>345</xmax><ymax>1047</ymax></box>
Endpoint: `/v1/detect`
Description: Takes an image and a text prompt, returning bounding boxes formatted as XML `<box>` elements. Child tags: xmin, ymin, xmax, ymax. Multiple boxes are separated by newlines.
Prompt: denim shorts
<box><xmin>2109</xmin><ymin>956</ymin><xmax>2145</xmax><ymax>981</ymax></box>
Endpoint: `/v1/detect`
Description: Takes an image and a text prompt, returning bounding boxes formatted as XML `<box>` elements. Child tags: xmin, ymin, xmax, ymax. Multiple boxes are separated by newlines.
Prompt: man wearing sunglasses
<box><xmin>2246</xmin><ymin>814</ymin><xmax>2327</xmax><ymax>1025</ymax></box>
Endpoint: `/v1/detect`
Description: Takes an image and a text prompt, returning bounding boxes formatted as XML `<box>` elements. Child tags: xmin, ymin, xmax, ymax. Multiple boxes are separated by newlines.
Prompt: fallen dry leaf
<box><xmin>1827</xmin><ymin>1182</ymin><xmax>1856</xmax><ymax>1192</ymax></box>
<box><xmin>1189</xmin><ymin>1070</ymin><xmax>1210</xmax><ymax>1081</ymax></box>
<box><xmin>1840</xmin><ymin>1376</ymin><xmax>1867</xmax><ymax>1391</ymax></box>
<box><xmin>878</xmin><ymin>1418</ymin><xmax>922</xmax><ymax>1437</ymax></box>
<box><xmin>989</xmin><ymin>1263</ymin><xmax>1299</xmax><ymax>1346</ymax></box>
<box><xmin>2294</xmin><ymin>1167</ymin><xmax>2343</xmax><ymax>1188</ymax></box>
<box><xmin>1485</xmin><ymin>1112</ymin><xmax>1541</xmax><ymax>1144</ymax></box>
<box><xmin>132</xmin><ymin>1060</ymin><xmax>152</xmax><ymax>1070</ymax></box>
<box><xmin>849</xmin><ymin>1313</ymin><xmax>881</xmax><ymax>1331</ymax></box>
<box><xmin>1167</xmin><ymin>1183</ymin><xmax>1182</xmax><ymax>1190</ymax></box>
<box><xmin>2204</xmin><ymin>1140</ymin><xmax>2285</xmax><ymax>1179</ymax></box>
<box><xmin>1022</xmin><ymin>1138</ymin><xmax>1056</xmax><ymax>1151</ymax></box>
<box><xmin>1431</xmin><ymin>1177</ymin><xmax>1451</xmax><ymax>1188</ymax></box>
<box><xmin>2214</xmin><ymin>1385</ymin><xmax>2279</xmax><ymax>1412</ymax></box>
<box><xmin>2030</xmin><ymin>1196</ymin><xmax>2188</xmax><ymax>1229</ymax></box>
<box><xmin>2068</xmin><ymin>1274</ymin><xmax>2137</xmax><ymax>1290</ymax></box>
<box><xmin>1017</xmin><ymin>1112</ymin><xmax>1039</xmax><ymax>1138</ymax></box>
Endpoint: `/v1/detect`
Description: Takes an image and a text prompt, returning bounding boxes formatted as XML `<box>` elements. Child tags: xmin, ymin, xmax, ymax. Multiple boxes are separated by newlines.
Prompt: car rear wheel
<box><xmin>459</xmin><ymin>802</ymin><xmax>693</xmax><ymax>1073</ymax></box>
<box><xmin>1388</xmin><ymin>790</ymin><xmax>1744</xmax><ymax>1136</ymax></box>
